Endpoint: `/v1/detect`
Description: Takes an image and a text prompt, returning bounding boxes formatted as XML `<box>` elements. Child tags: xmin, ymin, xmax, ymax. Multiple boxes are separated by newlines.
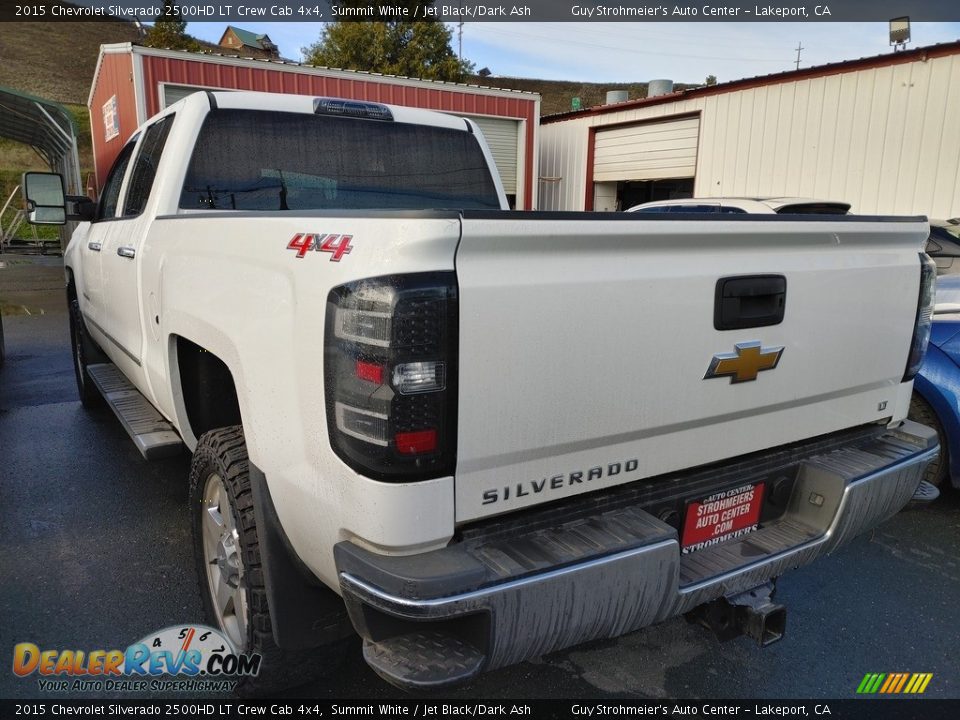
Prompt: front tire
<box><xmin>189</xmin><ymin>426</ymin><xmax>349</xmax><ymax>694</ymax></box>
<box><xmin>908</xmin><ymin>393</ymin><xmax>949</xmax><ymax>489</ymax></box>
<box><xmin>68</xmin><ymin>297</ymin><xmax>107</xmax><ymax>408</ymax></box>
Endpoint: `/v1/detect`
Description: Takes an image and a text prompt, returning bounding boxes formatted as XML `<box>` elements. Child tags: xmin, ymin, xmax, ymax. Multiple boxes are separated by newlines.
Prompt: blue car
<box><xmin>910</xmin><ymin>275</ymin><xmax>960</xmax><ymax>490</ymax></box>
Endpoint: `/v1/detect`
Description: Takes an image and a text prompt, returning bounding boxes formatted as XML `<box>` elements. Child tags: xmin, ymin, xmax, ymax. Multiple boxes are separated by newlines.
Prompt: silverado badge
<box><xmin>704</xmin><ymin>341</ymin><xmax>784</xmax><ymax>384</ymax></box>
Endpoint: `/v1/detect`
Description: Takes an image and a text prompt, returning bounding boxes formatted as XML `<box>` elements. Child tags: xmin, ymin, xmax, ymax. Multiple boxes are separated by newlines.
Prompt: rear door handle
<box><xmin>117</xmin><ymin>246</ymin><xmax>136</xmax><ymax>259</ymax></box>
<box><xmin>87</xmin><ymin>241</ymin><xmax>101</xmax><ymax>252</ymax></box>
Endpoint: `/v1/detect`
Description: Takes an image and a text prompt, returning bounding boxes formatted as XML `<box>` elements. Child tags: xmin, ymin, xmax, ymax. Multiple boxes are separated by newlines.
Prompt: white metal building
<box><xmin>540</xmin><ymin>41</ymin><xmax>960</xmax><ymax>219</ymax></box>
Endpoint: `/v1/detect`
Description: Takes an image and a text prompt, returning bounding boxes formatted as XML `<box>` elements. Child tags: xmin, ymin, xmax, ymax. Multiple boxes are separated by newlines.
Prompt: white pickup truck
<box><xmin>24</xmin><ymin>90</ymin><xmax>938</xmax><ymax>693</ymax></box>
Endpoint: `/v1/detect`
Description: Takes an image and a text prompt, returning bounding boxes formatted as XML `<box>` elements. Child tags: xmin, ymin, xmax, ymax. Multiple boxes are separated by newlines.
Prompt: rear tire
<box><xmin>908</xmin><ymin>393</ymin><xmax>948</xmax><ymax>489</ymax></box>
<box><xmin>189</xmin><ymin>426</ymin><xmax>350</xmax><ymax>695</ymax></box>
<box><xmin>69</xmin><ymin>297</ymin><xmax>107</xmax><ymax>408</ymax></box>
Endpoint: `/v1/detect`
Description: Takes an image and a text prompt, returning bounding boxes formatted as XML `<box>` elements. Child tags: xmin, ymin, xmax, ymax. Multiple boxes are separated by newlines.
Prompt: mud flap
<box><xmin>249</xmin><ymin>464</ymin><xmax>353</xmax><ymax>650</ymax></box>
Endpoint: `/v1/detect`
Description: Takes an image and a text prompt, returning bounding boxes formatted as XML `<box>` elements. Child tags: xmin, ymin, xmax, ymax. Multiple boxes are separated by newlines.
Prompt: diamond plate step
<box><xmin>86</xmin><ymin>363</ymin><xmax>183</xmax><ymax>460</ymax></box>
<box><xmin>363</xmin><ymin>632</ymin><xmax>484</xmax><ymax>690</ymax></box>
<box><xmin>910</xmin><ymin>479</ymin><xmax>940</xmax><ymax>504</ymax></box>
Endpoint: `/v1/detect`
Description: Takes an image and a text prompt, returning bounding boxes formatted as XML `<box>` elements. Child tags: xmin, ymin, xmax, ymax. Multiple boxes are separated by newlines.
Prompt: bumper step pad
<box><xmin>363</xmin><ymin>632</ymin><xmax>484</xmax><ymax>689</ymax></box>
<box><xmin>86</xmin><ymin>363</ymin><xmax>183</xmax><ymax>459</ymax></box>
<box><xmin>910</xmin><ymin>479</ymin><xmax>940</xmax><ymax>504</ymax></box>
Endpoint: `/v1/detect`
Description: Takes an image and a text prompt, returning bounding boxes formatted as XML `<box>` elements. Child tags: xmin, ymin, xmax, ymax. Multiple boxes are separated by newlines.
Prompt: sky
<box><xmin>185</xmin><ymin>21</ymin><xmax>960</xmax><ymax>84</ymax></box>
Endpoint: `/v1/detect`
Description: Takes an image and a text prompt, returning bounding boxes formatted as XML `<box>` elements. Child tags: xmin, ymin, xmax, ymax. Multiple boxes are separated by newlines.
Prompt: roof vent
<box><xmin>648</xmin><ymin>79</ymin><xmax>674</xmax><ymax>98</ymax></box>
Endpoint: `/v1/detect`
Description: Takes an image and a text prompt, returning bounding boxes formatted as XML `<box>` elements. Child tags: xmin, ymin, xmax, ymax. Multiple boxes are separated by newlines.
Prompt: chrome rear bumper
<box><xmin>336</xmin><ymin>421</ymin><xmax>937</xmax><ymax>689</ymax></box>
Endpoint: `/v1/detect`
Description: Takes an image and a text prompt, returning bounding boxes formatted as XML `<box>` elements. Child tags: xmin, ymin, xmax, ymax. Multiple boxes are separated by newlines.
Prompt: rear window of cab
<box><xmin>179</xmin><ymin>109</ymin><xmax>501</xmax><ymax>212</ymax></box>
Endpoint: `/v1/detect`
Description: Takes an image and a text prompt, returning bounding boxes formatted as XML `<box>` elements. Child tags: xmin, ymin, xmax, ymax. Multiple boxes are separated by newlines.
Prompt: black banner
<box><xmin>2</xmin><ymin>700</ymin><xmax>960</xmax><ymax>719</ymax></box>
<box><xmin>2</xmin><ymin>0</ymin><xmax>960</xmax><ymax>23</ymax></box>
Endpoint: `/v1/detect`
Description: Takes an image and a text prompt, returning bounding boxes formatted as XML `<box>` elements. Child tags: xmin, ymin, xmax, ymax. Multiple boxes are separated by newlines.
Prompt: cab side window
<box><xmin>123</xmin><ymin>115</ymin><xmax>174</xmax><ymax>217</ymax></box>
<box><xmin>96</xmin><ymin>141</ymin><xmax>136</xmax><ymax>221</ymax></box>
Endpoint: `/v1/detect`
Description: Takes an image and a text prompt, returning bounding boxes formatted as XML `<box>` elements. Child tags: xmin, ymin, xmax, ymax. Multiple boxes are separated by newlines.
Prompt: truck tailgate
<box><xmin>454</xmin><ymin>214</ymin><xmax>929</xmax><ymax>522</ymax></box>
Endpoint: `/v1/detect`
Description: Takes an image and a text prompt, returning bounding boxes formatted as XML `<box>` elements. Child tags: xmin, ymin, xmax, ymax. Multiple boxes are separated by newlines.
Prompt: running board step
<box><xmin>86</xmin><ymin>363</ymin><xmax>183</xmax><ymax>460</ymax></box>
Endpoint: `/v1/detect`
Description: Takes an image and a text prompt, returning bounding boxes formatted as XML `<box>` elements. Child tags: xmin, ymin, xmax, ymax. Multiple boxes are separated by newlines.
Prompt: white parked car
<box><xmin>627</xmin><ymin>196</ymin><xmax>852</xmax><ymax>215</ymax></box>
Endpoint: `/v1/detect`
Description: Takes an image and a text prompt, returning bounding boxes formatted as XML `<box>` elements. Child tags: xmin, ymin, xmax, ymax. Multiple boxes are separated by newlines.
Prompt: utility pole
<box><xmin>456</xmin><ymin>1</ymin><xmax>464</xmax><ymax>62</ymax></box>
<box><xmin>794</xmin><ymin>42</ymin><xmax>804</xmax><ymax>70</ymax></box>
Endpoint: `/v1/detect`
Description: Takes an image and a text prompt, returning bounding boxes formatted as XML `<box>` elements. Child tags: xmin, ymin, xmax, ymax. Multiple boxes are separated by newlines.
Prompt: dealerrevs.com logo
<box><xmin>12</xmin><ymin>625</ymin><xmax>261</xmax><ymax>693</ymax></box>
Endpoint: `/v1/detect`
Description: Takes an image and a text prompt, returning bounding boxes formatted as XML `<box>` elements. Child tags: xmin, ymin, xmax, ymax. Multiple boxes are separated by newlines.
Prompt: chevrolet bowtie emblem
<box><xmin>704</xmin><ymin>341</ymin><xmax>784</xmax><ymax>384</ymax></box>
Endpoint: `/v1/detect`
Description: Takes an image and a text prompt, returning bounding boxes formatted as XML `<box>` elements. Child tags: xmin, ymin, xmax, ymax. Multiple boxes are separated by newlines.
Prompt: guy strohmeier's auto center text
<box><xmin>570</xmin><ymin>4</ymin><xmax>830</xmax><ymax>17</ymax></box>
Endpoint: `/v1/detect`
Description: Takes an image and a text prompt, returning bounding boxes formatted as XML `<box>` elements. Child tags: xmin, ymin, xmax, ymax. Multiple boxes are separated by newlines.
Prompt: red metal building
<box><xmin>88</xmin><ymin>43</ymin><xmax>540</xmax><ymax>209</ymax></box>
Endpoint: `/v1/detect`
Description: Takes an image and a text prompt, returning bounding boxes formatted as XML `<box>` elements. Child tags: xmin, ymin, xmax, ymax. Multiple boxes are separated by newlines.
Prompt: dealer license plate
<box><xmin>681</xmin><ymin>482</ymin><xmax>765</xmax><ymax>554</ymax></box>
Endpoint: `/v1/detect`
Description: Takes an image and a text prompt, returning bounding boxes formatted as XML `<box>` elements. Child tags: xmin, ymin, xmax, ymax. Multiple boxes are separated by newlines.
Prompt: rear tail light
<box><xmin>392</xmin><ymin>361</ymin><xmax>445</xmax><ymax>394</ymax></box>
<box><xmin>903</xmin><ymin>253</ymin><xmax>937</xmax><ymax>381</ymax></box>
<box><xmin>325</xmin><ymin>272</ymin><xmax>458</xmax><ymax>481</ymax></box>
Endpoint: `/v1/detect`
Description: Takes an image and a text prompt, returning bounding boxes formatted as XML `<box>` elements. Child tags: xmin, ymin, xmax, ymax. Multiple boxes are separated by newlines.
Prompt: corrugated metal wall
<box><xmin>88</xmin><ymin>51</ymin><xmax>139</xmax><ymax>189</ymax></box>
<box><xmin>137</xmin><ymin>51</ymin><xmax>538</xmax><ymax>208</ymax></box>
<box><xmin>541</xmin><ymin>50</ymin><xmax>960</xmax><ymax>219</ymax></box>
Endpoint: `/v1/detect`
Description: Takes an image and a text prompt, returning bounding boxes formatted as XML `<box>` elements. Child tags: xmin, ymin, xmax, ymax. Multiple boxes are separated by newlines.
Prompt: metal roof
<box><xmin>543</xmin><ymin>39</ymin><xmax>960</xmax><ymax>123</ymax></box>
<box><xmin>100</xmin><ymin>43</ymin><xmax>540</xmax><ymax>101</ymax></box>
<box><xmin>0</xmin><ymin>85</ymin><xmax>82</xmax><ymax>249</ymax></box>
<box><xmin>0</xmin><ymin>85</ymin><xmax>81</xmax><ymax>193</ymax></box>
<box><xmin>0</xmin><ymin>85</ymin><xmax>77</xmax><ymax>169</ymax></box>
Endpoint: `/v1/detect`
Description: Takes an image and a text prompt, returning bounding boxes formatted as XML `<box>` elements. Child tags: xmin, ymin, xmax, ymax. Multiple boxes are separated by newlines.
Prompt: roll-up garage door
<box><xmin>161</xmin><ymin>84</ymin><xmax>210</xmax><ymax>108</ymax></box>
<box><xmin>593</xmin><ymin>116</ymin><xmax>699</xmax><ymax>182</ymax></box>
<box><xmin>465</xmin><ymin>115</ymin><xmax>520</xmax><ymax>195</ymax></box>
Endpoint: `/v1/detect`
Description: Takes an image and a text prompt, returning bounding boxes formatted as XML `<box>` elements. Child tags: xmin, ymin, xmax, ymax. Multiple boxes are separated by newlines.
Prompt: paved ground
<box><xmin>1</xmin><ymin>254</ymin><xmax>959</xmax><ymax>701</ymax></box>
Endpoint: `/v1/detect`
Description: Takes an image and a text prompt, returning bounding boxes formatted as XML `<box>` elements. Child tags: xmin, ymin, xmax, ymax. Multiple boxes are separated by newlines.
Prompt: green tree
<box><xmin>705</xmin><ymin>74</ymin><xmax>718</xmax><ymax>86</ymax></box>
<box><xmin>143</xmin><ymin>2</ymin><xmax>202</xmax><ymax>51</ymax></box>
<box><xmin>302</xmin><ymin>1</ymin><xmax>473</xmax><ymax>81</ymax></box>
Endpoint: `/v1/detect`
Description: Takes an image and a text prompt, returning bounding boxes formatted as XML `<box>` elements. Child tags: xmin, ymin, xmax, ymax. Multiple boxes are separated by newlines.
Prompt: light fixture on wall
<box><xmin>889</xmin><ymin>17</ymin><xmax>911</xmax><ymax>52</ymax></box>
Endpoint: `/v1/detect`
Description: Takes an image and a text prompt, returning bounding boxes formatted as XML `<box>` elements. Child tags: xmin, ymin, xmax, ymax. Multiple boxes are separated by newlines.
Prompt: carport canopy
<box><xmin>0</xmin><ymin>84</ymin><xmax>82</xmax><ymax>197</ymax></box>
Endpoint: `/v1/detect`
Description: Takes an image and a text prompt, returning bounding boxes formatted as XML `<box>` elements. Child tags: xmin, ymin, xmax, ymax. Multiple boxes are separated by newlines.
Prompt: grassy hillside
<box><xmin>0</xmin><ymin>21</ymin><xmax>141</xmax><ymax>104</ymax></box>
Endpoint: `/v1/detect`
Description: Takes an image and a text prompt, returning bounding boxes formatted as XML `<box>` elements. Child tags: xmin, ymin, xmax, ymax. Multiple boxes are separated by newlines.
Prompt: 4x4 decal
<box><xmin>287</xmin><ymin>233</ymin><xmax>353</xmax><ymax>261</ymax></box>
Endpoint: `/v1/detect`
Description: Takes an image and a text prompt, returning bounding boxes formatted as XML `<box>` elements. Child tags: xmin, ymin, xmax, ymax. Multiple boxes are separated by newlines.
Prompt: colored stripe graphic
<box><xmin>857</xmin><ymin>673</ymin><xmax>932</xmax><ymax>694</ymax></box>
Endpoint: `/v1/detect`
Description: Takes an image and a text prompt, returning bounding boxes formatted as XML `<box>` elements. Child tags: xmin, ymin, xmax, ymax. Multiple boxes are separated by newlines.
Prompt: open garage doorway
<box><xmin>592</xmin><ymin>178</ymin><xmax>694</xmax><ymax>212</ymax></box>
<box><xmin>618</xmin><ymin>178</ymin><xmax>695</xmax><ymax>209</ymax></box>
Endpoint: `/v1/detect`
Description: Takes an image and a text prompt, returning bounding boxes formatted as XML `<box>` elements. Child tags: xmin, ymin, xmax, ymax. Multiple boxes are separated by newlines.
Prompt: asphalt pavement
<box><xmin>1</xmin><ymin>254</ymin><xmax>958</xmax><ymax>701</ymax></box>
